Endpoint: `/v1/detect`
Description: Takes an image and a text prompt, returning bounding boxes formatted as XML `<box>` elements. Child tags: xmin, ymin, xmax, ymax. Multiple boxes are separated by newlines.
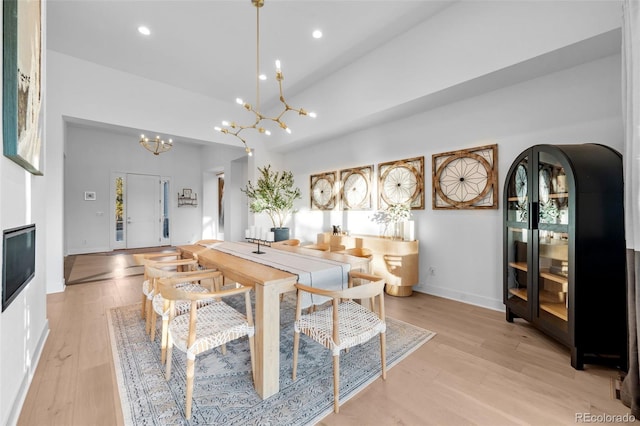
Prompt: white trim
<box><xmin>5</xmin><ymin>320</ymin><xmax>49</xmax><ymax>426</ymax></box>
<box><xmin>415</xmin><ymin>284</ymin><xmax>504</xmax><ymax>312</ymax></box>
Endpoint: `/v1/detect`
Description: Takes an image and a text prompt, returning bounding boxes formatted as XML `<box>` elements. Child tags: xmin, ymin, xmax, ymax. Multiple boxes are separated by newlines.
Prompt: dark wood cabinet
<box><xmin>503</xmin><ymin>144</ymin><xmax>626</xmax><ymax>370</ymax></box>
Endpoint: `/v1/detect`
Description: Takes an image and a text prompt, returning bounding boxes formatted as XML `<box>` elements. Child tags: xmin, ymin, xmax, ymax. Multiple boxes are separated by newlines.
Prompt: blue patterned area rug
<box><xmin>107</xmin><ymin>295</ymin><xmax>435</xmax><ymax>425</ymax></box>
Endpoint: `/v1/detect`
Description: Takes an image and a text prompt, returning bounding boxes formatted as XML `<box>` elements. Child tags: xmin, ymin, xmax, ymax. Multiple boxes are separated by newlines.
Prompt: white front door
<box><xmin>127</xmin><ymin>173</ymin><xmax>161</xmax><ymax>249</ymax></box>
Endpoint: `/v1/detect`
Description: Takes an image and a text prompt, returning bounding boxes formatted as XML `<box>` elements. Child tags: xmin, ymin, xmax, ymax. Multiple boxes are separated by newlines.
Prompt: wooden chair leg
<box><xmin>292</xmin><ymin>331</ymin><xmax>300</xmax><ymax>380</ymax></box>
<box><xmin>145</xmin><ymin>298</ymin><xmax>153</xmax><ymax>334</ymax></box>
<box><xmin>333</xmin><ymin>355</ymin><xmax>340</xmax><ymax>413</ymax></box>
<box><xmin>141</xmin><ymin>293</ymin><xmax>147</xmax><ymax>318</ymax></box>
<box><xmin>165</xmin><ymin>337</ymin><xmax>173</xmax><ymax>380</ymax></box>
<box><xmin>185</xmin><ymin>357</ymin><xmax>195</xmax><ymax>420</ymax></box>
<box><xmin>380</xmin><ymin>332</ymin><xmax>387</xmax><ymax>380</ymax></box>
<box><xmin>160</xmin><ymin>317</ymin><xmax>169</xmax><ymax>364</ymax></box>
<box><xmin>150</xmin><ymin>308</ymin><xmax>157</xmax><ymax>341</ymax></box>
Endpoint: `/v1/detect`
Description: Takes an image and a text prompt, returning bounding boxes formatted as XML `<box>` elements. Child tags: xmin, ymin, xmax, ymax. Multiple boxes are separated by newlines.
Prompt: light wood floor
<box><xmin>18</xmin><ymin>253</ymin><xmax>631</xmax><ymax>425</ymax></box>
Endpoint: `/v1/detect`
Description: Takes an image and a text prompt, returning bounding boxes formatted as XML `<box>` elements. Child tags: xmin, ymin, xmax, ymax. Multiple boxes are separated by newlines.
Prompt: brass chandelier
<box><xmin>139</xmin><ymin>134</ymin><xmax>173</xmax><ymax>155</ymax></box>
<box><xmin>214</xmin><ymin>0</ymin><xmax>316</xmax><ymax>155</ymax></box>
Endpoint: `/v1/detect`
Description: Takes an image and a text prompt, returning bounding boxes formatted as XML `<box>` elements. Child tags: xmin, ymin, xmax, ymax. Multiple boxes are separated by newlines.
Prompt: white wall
<box><xmin>199</xmin><ymin>143</ymin><xmax>250</xmax><ymax>242</ymax></box>
<box><xmin>0</xmin><ymin>2</ymin><xmax>50</xmax><ymax>425</ymax></box>
<box><xmin>66</xmin><ymin>125</ymin><xmax>196</xmax><ymax>253</ymax></box>
<box><xmin>285</xmin><ymin>54</ymin><xmax>622</xmax><ymax>311</ymax></box>
<box><xmin>64</xmin><ymin>124</ymin><xmax>249</xmax><ymax>254</ymax></box>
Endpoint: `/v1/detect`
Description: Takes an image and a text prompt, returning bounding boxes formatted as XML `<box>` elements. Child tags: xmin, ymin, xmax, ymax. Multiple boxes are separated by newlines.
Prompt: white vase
<box><xmin>403</xmin><ymin>220</ymin><xmax>415</xmax><ymax>241</ymax></box>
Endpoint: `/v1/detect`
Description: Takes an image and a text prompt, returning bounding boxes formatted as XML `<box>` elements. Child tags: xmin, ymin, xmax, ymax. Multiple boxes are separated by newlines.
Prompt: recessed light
<box><xmin>138</xmin><ymin>26</ymin><xmax>151</xmax><ymax>36</ymax></box>
<box><xmin>312</xmin><ymin>29</ymin><xmax>323</xmax><ymax>39</ymax></box>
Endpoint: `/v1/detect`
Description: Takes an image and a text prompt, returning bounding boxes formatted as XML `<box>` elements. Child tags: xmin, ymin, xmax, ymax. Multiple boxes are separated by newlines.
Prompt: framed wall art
<box><xmin>3</xmin><ymin>0</ymin><xmax>43</xmax><ymax>175</ymax></box>
<box><xmin>432</xmin><ymin>144</ymin><xmax>498</xmax><ymax>210</ymax></box>
<box><xmin>339</xmin><ymin>165</ymin><xmax>373</xmax><ymax>210</ymax></box>
<box><xmin>378</xmin><ymin>156</ymin><xmax>425</xmax><ymax>210</ymax></box>
<box><xmin>310</xmin><ymin>171</ymin><xmax>337</xmax><ymax>210</ymax></box>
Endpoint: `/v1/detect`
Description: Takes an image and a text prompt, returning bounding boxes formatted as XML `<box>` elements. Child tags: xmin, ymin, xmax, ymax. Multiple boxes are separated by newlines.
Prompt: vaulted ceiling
<box><xmin>46</xmin><ymin>1</ymin><xmax>620</xmax><ymax>153</ymax></box>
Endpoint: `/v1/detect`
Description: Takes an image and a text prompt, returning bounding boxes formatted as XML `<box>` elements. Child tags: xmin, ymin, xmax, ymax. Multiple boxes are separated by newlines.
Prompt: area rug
<box><xmin>107</xmin><ymin>294</ymin><xmax>435</xmax><ymax>425</ymax></box>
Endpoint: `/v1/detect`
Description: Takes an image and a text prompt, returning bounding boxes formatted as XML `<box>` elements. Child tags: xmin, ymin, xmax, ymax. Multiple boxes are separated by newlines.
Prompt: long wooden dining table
<box><xmin>177</xmin><ymin>242</ymin><xmax>371</xmax><ymax>399</ymax></box>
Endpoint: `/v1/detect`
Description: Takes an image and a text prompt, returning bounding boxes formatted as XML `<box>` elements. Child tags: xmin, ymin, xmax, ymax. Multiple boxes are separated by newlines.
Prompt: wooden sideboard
<box><xmin>317</xmin><ymin>232</ymin><xmax>419</xmax><ymax>296</ymax></box>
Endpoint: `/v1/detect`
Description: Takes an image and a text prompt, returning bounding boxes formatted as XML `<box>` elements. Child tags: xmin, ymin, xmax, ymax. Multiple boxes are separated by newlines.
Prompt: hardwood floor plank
<box><xmin>73</xmin><ymin>363</ymin><xmax>120</xmax><ymax>425</ymax></box>
<box><xmin>17</xmin><ymin>255</ymin><xmax>631</xmax><ymax>425</ymax></box>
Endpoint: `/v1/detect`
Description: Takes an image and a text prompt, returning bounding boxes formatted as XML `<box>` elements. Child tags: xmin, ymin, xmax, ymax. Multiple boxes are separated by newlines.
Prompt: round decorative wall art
<box><xmin>339</xmin><ymin>165</ymin><xmax>373</xmax><ymax>210</ymax></box>
<box><xmin>310</xmin><ymin>171</ymin><xmax>337</xmax><ymax>210</ymax></box>
<box><xmin>378</xmin><ymin>156</ymin><xmax>425</xmax><ymax>210</ymax></box>
<box><xmin>432</xmin><ymin>144</ymin><xmax>498</xmax><ymax>209</ymax></box>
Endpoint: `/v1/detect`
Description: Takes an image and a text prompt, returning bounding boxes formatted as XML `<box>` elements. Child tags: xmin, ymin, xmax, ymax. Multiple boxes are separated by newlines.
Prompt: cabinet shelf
<box><xmin>549</xmin><ymin>192</ymin><xmax>569</xmax><ymax>199</ymax></box>
<box><xmin>540</xmin><ymin>302</ymin><xmax>568</xmax><ymax>321</ymax></box>
<box><xmin>539</xmin><ymin>269</ymin><xmax>568</xmax><ymax>286</ymax></box>
<box><xmin>508</xmin><ymin>261</ymin><xmax>528</xmax><ymax>272</ymax></box>
<box><xmin>510</xmin><ymin>288</ymin><xmax>567</xmax><ymax>320</ymax></box>
<box><xmin>508</xmin><ymin>287</ymin><xmax>527</xmax><ymax>300</ymax></box>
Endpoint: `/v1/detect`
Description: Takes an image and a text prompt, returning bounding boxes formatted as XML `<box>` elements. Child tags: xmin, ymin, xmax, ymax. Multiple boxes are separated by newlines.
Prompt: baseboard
<box><xmin>414</xmin><ymin>284</ymin><xmax>504</xmax><ymax>312</ymax></box>
<box><xmin>4</xmin><ymin>319</ymin><xmax>50</xmax><ymax>426</ymax></box>
<box><xmin>66</xmin><ymin>246</ymin><xmax>111</xmax><ymax>255</ymax></box>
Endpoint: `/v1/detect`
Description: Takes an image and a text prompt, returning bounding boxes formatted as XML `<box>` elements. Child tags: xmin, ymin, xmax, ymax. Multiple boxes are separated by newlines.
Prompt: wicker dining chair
<box><xmin>292</xmin><ymin>272</ymin><xmax>386</xmax><ymax>413</ymax></box>
<box><xmin>147</xmin><ymin>266</ymin><xmax>222</xmax><ymax>364</ymax></box>
<box><xmin>159</xmin><ymin>275</ymin><xmax>255</xmax><ymax>420</ymax></box>
<box><xmin>340</xmin><ymin>247</ymin><xmax>373</xmax><ymax>273</ymax></box>
<box><xmin>142</xmin><ymin>258</ymin><xmax>199</xmax><ymax>333</ymax></box>
<box><xmin>133</xmin><ymin>251</ymin><xmax>182</xmax><ymax>319</ymax></box>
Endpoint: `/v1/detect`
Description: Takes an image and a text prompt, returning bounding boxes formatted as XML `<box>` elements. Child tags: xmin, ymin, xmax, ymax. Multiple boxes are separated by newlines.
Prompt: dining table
<box><xmin>177</xmin><ymin>240</ymin><xmax>371</xmax><ymax>399</ymax></box>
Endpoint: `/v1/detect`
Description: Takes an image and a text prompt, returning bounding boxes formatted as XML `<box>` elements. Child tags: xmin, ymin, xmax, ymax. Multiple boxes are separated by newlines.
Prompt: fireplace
<box><xmin>2</xmin><ymin>224</ymin><xmax>35</xmax><ymax>312</ymax></box>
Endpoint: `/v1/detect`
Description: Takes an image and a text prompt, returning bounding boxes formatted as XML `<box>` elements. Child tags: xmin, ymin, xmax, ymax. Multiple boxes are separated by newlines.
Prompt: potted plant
<box><xmin>241</xmin><ymin>165</ymin><xmax>301</xmax><ymax>241</ymax></box>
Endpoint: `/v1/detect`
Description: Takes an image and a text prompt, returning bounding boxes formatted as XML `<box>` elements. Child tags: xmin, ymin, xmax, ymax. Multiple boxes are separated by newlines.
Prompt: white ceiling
<box><xmin>46</xmin><ymin>1</ymin><xmax>621</xmax><ymax>152</ymax></box>
<box><xmin>47</xmin><ymin>0</ymin><xmax>454</xmax><ymax>109</ymax></box>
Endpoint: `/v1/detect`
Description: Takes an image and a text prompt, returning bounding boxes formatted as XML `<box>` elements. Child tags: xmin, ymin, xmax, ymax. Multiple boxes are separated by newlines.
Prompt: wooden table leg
<box><xmin>253</xmin><ymin>282</ymin><xmax>282</xmax><ymax>399</ymax></box>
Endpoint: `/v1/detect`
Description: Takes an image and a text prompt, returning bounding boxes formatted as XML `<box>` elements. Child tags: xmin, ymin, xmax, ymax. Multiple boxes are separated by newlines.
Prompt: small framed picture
<box><xmin>182</xmin><ymin>188</ymin><xmax>192</xmax><ymax>197</ymax></box>
<box><xmin>84</xmin><ymin>191</ymin><xmax>96</xmax><ymax>201</ymax></box>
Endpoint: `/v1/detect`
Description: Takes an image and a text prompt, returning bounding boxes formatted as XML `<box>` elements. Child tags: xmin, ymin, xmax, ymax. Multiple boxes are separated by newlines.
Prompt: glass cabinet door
<box><xmin>505</xmin><ymin>155</ymin><xmax>530</xmax><ymax>319</ymax></box>
<box><xmin>536</xmin><ymin>151</ymin><xmax>569</xmax><ymax>332</ymax></box>
<box><xmin>506</xmin><ymin>226</ymin><xmax>529</xmax><ymax>317</ymax></box>
<box><xmin>506</xmin><ymin>157</ymin><xmax>529</xmax><ymax>224</ymax></box>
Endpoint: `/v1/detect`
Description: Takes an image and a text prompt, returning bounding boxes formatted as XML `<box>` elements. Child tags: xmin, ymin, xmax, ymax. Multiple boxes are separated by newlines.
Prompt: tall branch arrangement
<box><xmin>241</xmin><ymin>165</ymin><xmax>301</xmax><ymax>228</ymax></box>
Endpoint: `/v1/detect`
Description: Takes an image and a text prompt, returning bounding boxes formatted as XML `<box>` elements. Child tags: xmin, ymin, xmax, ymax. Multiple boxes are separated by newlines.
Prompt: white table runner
<box><xmin>208</xmin><ymin>241</ymin><xmax>351</xmax><ymax>307</ymax></box>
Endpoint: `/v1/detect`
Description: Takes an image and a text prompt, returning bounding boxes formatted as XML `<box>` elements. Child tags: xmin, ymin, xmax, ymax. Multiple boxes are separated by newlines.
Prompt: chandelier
<box><xmin>214</xmin><ymin>0</ymin><xmax>316</xmax><ymax>155</ymax></box>
<box><xmin>139</xmin><ymin>134</ymin><xmax>173</xmax><ymax>155</ymax></box>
